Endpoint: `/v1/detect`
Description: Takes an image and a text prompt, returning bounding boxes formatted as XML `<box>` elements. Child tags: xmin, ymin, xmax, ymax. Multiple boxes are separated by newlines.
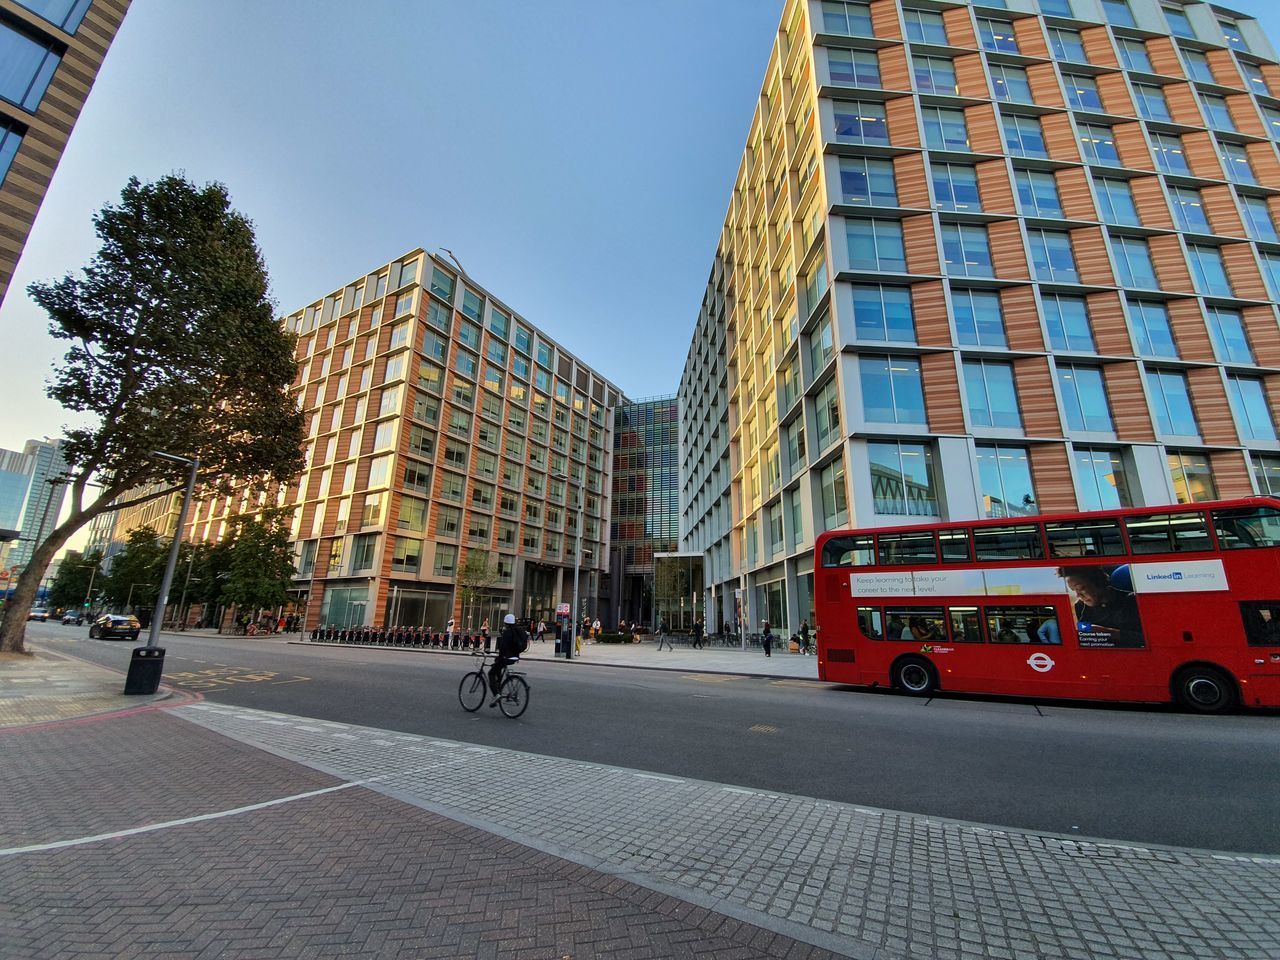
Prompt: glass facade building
<box><xmin>0</xmin><ymin>0</ymin><xmax>130</xmax><ymax>307</ymax></box>
<box><xmin>679</xmin><ymin>0</ymin><xmax>1280</xmax><ymax>638</ymax></box>
<box><xmin>608</xmin><ymin>396</ymin><xmax>679</xmax><ymax>625</ymax></box>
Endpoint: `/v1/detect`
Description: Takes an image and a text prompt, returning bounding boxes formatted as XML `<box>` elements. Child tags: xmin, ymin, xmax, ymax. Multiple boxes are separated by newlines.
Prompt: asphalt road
<box><xmin>29</xmin><ymin>621</ymin><xmax>1280</xmax><ymax>854</ymax></box>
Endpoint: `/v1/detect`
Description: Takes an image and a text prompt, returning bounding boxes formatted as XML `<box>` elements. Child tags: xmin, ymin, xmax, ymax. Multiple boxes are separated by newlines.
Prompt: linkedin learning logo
<box><xmin>1145</xmin><ymin>571</ymin><xmax>1184</xmax><ymax>581</ymax></box>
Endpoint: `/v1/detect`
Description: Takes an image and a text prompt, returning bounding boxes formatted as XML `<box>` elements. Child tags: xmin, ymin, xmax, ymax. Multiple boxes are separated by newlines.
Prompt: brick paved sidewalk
<box><xmin>0</xmin><ymin>644</ymin><xmax>177</xmax><ymax>728</ymax></box>
<box><xmin>0</xmin><ymin>709</ymin><xmax>847</xmax><ymax>960</ymax></box>
<box><xmin>179</xmin><ymin>702</ymin><xmax>1280</xmax><ymax>960</ymax></box>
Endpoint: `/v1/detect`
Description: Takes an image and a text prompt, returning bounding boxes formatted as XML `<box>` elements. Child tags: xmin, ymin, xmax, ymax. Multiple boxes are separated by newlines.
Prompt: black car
<box><xmin>89</xmin><ymin>614</ymin><xmax>141</xmax><ymax>641</ymax></box>
<box><xmin>61</xmin><ymin>611</ymin><xmax>85</xmax><ymax>626</ymax></box>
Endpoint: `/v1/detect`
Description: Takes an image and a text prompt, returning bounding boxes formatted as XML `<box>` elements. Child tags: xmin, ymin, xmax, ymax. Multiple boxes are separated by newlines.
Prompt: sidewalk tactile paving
<box><xmin>179</xmin><ymin>701</ymin><xmax>1280</xmax><ymax>960</ymax></box>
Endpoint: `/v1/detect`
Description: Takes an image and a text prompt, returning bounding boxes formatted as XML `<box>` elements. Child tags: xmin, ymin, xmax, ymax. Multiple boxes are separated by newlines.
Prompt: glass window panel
<box><xmin>852</xmin><ymin>284</ymin><xmax>915</xmax><ymax>342</ymax></box>
<box><xmin>829</xmin><ymin>48</ymin><xmax>882</xmax><ymax>87</ymax></box>
<box><xmin>1016</xmin><ymin>170</ymin><xmax>1063</xmax><ymax>218</ymax></box>
<box><xmin>1073</xmin><ymin>447</ymin><xmax>1133</xmax><ymax>511</ymax></box>
<box><xmin>975</xmin><ymin>445</ymin><xmax>1038</xmax><ymax>519</ymax></box>
<box><xmin>839</xmin><ymin>155</ymin><xmax>897</xmax><ymax>203</ymax></box>
<box><xmin>1168</xmin><ymin>451</ymin><xmax>1218</xmax><ymax>504</ymax></box>
<box><xmin>877</xmin><ymin>530</ymin><xmax>939</xmax><ymax>565</ymax></box>
<box><xmin>932</xmin><ymin>163</ymin><xmax>981</xmax><ymax>212</ymax></box>
<box><xmin>1125</xmin><ymin>511</ymin><xmax>1213</xmax><ymax>553</ymax></box>
<box><xmin>904</xmin><ymin>9</ymin><xmax>947</xmax><ymax>44</ymax></box>
<box><xmin>860</xmin><ymin>355</ymin><xmax>926</xmax><ymax>424</ymax></box>
<box><xmin>1147</xmin><ymin>370</ymin><xmax>1199</xmax><ymax>436</ymax></box>
<box><xmin>972</xmin><ymin>523</ymin><xmax>1044</xmax><ymax>559</ymax></box>
<box><xmin>953</xmin><ymin>289</ymin><xmax>1007</xmax><ymax>348</ymax></box>
<box><xmin>833</xmin><ymin>101</ymin><xmax>889</xmax><ymax>145</ymax></box>
<box><xmin>1227</xmin><ymin>376</ymin><xmax>1277</xmax><ymax>441</ymax></box>
<box><xmin>965</xmin><ymin>361</ymin><xmax>1021</xmax><ymax>429</ymax></box>
<box><xmin>868</xmin><ymin>440</ymin><xmax>939</xmax><ymax>516</ymax></box>
<box><xmin>986</xmin><ymin>605</ymin><xmax>1060</xmax><ymax>644</ymax></box>
<box><xmin>1206</xmin><ymin>308</ymin><xmax>1254</xmax><ymax>364</ymax></box>
<box><xmin>922</xmin><ymin>107</ymin><xmax>968</xmax><ymax>150</ymax></box>
<box><xmin>1056</xmin><ymin>365</ymin><xmax>1114</xmax><ymax>432</ymax></box>
<box><xmin>1042</xmin><ymin>295</ymin><xmax>1095</xmax><ymax>352</ymax></box>
<box><xmin>1128</xmin><ymin>300</ymin><xmax>1178</xmax><ymax>358</ymax></box>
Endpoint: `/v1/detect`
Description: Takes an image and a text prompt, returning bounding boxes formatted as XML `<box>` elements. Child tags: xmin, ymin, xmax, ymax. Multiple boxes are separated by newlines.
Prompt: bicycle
<box><xmin>458</xmin><ymin>650</ymin><xmax>529</xmax><ymax>718</ymax></box>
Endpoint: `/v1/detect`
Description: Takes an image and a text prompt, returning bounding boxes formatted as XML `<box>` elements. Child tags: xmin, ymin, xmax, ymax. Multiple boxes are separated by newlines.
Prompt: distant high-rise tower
<box><xmin>0</xmin><ymin>0</ymin><xmax>131</xmax><ymax>306</ymax></box>
<box><xmin>680</xmin><ymin>0</ymin><xmax>1280</xmax><ymax>636</ymax></box>
<box><xmin>7</xmin><ymin>437</ymin><xmax>67</xmax><ymax>570</ymax></box>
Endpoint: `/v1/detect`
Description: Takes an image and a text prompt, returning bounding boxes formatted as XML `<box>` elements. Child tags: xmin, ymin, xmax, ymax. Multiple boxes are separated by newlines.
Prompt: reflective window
<box><xmin>839</xmin><ymin>155</ymin><xmax>897</xmax><ymax>203</ymax></box>
<box><xmin>1079</xmin><ymin>123</ymin><xmax>1120</xmax><ymax>165</ymax></box>
<box><xmin>1187</xmin><ymin>245</ymin><xmax>1232</xmax><ymax>297</ymax></box>
<box><xmin>1016</xmin><ymin>169</ymin><xmax>1063</xmax><ymax>218</ymax></box>
<box><xmin>1147</xmin><ymin>369</ymin><xmax>1199</xmax><ymax>436</ymax></box>
<box><xmin>903</xmin><ymin>9</ymin><xmax>947</xmax><ymax>45</ymax></box>
<box><xmin>1102</xmin><ymin>0</ymin><xmax>1136</xmax><ymax>28</ymax></box>
<box><xmin>0</xmin><ymin>21</ymin><xmax>61</xmax><ymax>111</ymax></box>
<box><xmin>1220</xmin><ymin>19</ymin><xmax>1248</xmax><ymax>52</ymax></box>
<box><xmin>987</xmin><ymin>606</ymin><xmax>1061</xmax><ymax>644</ymax></box>
<box><xmin>1112</xmin><ymin>236</ymin><xmax>1158</xmax><ymax>289</ymax></box>
<box><xmin>1074</xmin><ymin>447</ymin><xmax>1133</xmax><ymax>511</ymax></box>
<box><xmin>1003</xmin><ymin>114</ymin><xmax>1047</xmax><ymax>158</ymax></box>
<box><xmin>861</xmin><ymin>355</ymin><xmax>927</xmax><ymax>424</ymax></box>
<box><xmin>965</xmin><ymin>361</ymin><xmax>1021</xmax><ymax>429</ymax></box>
<box><xmin>1028</xmin><ymin>229</ymin><xmax>1078</xmax><ymax>283</ymax></box>
<box><xmin>821</xmin><ymin>1</ymin><xmax>873</xmax><ymax>36</ymax></box>
<box><xmin>1182</xmin><ymin>48</ymin><xmax>1214</xmax><ymax>83</ymax></box>
<box><xmin>953</xmin><ymin>289</ymin><xmax>1007</xmax><ymax>348</ymax></box>
<box><xmin>1227</xmin><ymin>376</ymin><xmax>1277</xmax><ymax>441</ymax></box>
<box><xmin>1125</xmin><ymin>511</ymin><xmax>1213</xmax><ymax>553</ymax></box>
<box><xmin>940</xmin><ymin>528</ymin><xmax>972</xmax><ymax>563</ymax></box>
<box><xmin>979</xmin><ymin>19</ymin><xmax>1019</xmax><ymax>53</ymax></box>
<box><xmin>1056</xmin><ymin>365</ymin><xmax>1114</xmax><ymax>432</ymax></box>
<box><xmin>1049</xmin><ymin>28</ymin><xmax>1086</xmax><ymax>63</ymax></box>
<box><xmin>852</xmin><ymin>284</ymin><xmax>915</xmax><ymax>342</ymax></box>
<box><xmin>976</xmin><ymin>445</ymin><xmax>1037</xmax><ymax>519</ymax></box>
<box><xmin>1117</xmin><ymin>38</ymin><xmax>1153</xmax><ymax>73</ymax></box>
<box><xmin>877</xmin><ymin>530</ymin><xmax>939</xmax><ymax>565</ymax></box>
<box><xmin>1168</xmin><ymin>184</ymin><xmax>1210</xmax><ymax>234</ymax></box>
<box><xmin>833</xmin><ymin>100</ymin><xmax>889</xmax><ymax>144</ymax></box>
<box><xmin>941</xmin><ymin>223</ymin><xmax>993</xmax><ymax>277</ymax></box>
<box><xmin>822</xmin><ymin>534</ymin><xmax>874</xmax><ymax>567</ymax></box>
<box><xmin>868</xmin><ymin>440</ymin><xmax>939</xmax><ymax>516</ymax></box>
<box><xmin>1043</xmin><ymin>295</ymin><xmax>1095</xmax><ymax>352</ymax></box>
<box><xmin>913</xmin><ymin>56</ymin><xmax>958</xmax><ymax>95</ymax></box>
<box><xmin>1239</xmin><ymin>601</ymin><xmax>1280</xmax><ymax>647</ymax></box>
<box><xmin>972</xmin><ymin>523</ymin><xmax>1044</xmax><ymax>560</ymax></box>
<box><xmin>1168</xmin><ymin>451</ymin><xmax>1218</xmax><ymax>504</ymax></box>
<box><xmin>1133</xmin><ymin>83</ymin><xmax>1171</xmax><ymax>122</ymax></box>
<box><xmin>1213</xmin><ymin>507</ymin><xmax>1280</xmax><ymax>550</ymax></box>
<box><xmin>1241</xmin><ymin>62</ymin><xmax>1270</xmax><ymax>97</ymax></box>
<box><xmin>1128</xmin><ymin>300</ymin><xmax>1178</xmax><ymax>358</ymax></box>
<box><xmin>1251</xmin><ymin>452</ymin><xmax>1280</xmax><ymax>496</ymax></box>
<box><xmin>1200</xmin><ymin>94</ymin><xmax>1235</xmax><ymax>132</ymax></box>
<box><xmin>829</xmin><ymin>48</ymin><xmax>882</xmax><ymax>87</ymax></box>
<box><xmin>1206</xmin><ymin>307</ymin><xmax>1254</xmax><ymax>365</ymax></box>
<box><xmin>931</xmin><ymin>163</ymin><xmax>981</xmax><ymax>212</ymax></box>
<box><xmin>1240</xmin><ymin>195</ymin><xmax>1279</xmax><ymax>244</ymax></box>
<box><xmin>1063</xmin><ymin>74</ymin><xmax>1102</xmax><ymax>111</ymax></box>
<box><xmin>847</xmin><ymin>219</ymin><xmax>906</xmax><ymax>271</ymax></box>
<box><xmin>1094</xmin><ymin>177</ymin><xmax>1139</xmax><ymax>226</ymax></box>
<box><xmin>820</xmin><ymin>457</ymin><xmax>850</xmax><ymax>530</ymax></box>
<box><xmin>990</xmin><ymin>64</ymin><xmax>1032</xmax><ymax>102</ymax></box>
<box><xmin>14</xmin><ymin>0</ymin><xmax>90</xmax><ymax>31</ymax></box>
<box><xmin>1218</xmin><ymin>140</ymin><xmax>1257</xmax><ymax>185</ymax></box>
<box><xmin>0</xmin><ymin>121</ymin><xmax>21</xmax><ymax>186</ymax></box>
<box><xmin>922</xmin><ymin>107</ymin><xmax>968</xmax><ymax>150</ymax></box>
<box><xmin>1164</xmin><ymin>5</ymin><xmax>1196</xmax><ymax>39</ymax></box>
<box><xmin>1151</xmin><ymin>132</ymin><xmax>1190</xmax><ymax>174</ymax></box>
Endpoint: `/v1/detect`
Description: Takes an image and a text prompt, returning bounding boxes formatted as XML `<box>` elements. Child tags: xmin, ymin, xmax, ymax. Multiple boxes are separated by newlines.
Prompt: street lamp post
<box><xmin>125</xmin><ymin>452</ymin><xmax>198</xmax><ymax>695</ymax></box>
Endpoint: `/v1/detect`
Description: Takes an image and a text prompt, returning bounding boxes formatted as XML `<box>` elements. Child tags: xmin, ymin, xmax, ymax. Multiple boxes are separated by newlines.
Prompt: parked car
<box><xmin>89</xmin><ymin>614</ymin><xmax>141</xmax><ymax>641</ymax></box>
<box><xmin>61</xmin><ymin>611</ymin><xmax>85</xmax><ymax>626</ymax></box>
<box><xmin>27</xmin><ymin>608</ymin><xmax>49</xmax><ymax>622</ymax></box>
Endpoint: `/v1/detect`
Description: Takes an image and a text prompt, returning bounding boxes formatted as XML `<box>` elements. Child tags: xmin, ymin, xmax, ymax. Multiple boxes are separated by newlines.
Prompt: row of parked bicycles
<box><xmin>309</xmin><ymin>625</ymin><xmax>492</xmax><ymax>650</ymax></box>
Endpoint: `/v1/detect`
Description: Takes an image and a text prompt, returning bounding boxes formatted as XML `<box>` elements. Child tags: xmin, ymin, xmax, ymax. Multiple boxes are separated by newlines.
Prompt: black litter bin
<box><xmin>124</xmin><ymin>646</ymin><xmax>166</xmax><ymax>695</ymax></box>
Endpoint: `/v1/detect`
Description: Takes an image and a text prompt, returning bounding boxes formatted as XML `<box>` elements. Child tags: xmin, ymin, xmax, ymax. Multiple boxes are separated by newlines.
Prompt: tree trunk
<box><xmin>0</xmin><ymin>520</ymin><xmax>79</xmax><ymax>654</ymax></box>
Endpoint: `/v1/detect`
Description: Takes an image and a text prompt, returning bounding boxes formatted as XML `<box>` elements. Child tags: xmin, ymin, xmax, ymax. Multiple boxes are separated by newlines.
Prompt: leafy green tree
<box><xmin>221</xmin><ymin>511</ymin><xmax>296</xmax><ymax>616</ymax></box>
<box><xmin>101</xmin><ymin>528</ymin><xmax>168</xmax><ymax>611</ymax></box>
<box><xmin>1</xmin><ymin>175</ymin><xmax>304</xmax><ymax>653</ymax></box>
<box><xmin>46</xmin><ymin>550</ymin><xmax>103</xmax><ymax>611</ymax></box>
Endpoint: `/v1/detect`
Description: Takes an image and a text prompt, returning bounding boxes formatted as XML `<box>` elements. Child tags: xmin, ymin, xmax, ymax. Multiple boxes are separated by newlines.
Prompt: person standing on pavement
<box><xmin>692</xmin><ymin>618</ymin><xmax>704</xmax><ymax>649</ymax></box>
<box><xmin>762</xmin><ymin>621</ymin><xmax>774</xmax><ymax>658</ymax></box>
<box><xmin>446</xmin><ymin>616</ymin><xmax>456</xmax><ymax>649</ymax></box>
<box><xmin>799</xmin><ymin>619</ymin><xmax>811</xmax><ymax>656</ymax></box>
<box><xmin>480</xmin><ymin>617</ymin><xmax>491</xmax><ymax>653</ymax></box>
<box><xmin>656</xmin><ymin>618</ymin><xmax>672</xmax><ymax>651</ymax></box>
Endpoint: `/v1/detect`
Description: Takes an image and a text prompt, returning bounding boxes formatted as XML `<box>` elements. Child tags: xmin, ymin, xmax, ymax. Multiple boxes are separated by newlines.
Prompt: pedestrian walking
<box><xmin>481</xmin><ymin>617</ymin><xmax>491</xmax><ymax>653</ymax></box>
<box><xmin>656</xmin><ymin>618</ymin><xmax>672</xmax><ymax>651</ymax></box>
<box><xmin>762</xmin><ymin>621</ymin><xmax>774</xmax><ymax>658</ymax></box>
<box><xmin>692</xmin><ymin>618</ymin><xmax>704</xmax><ymax>649</ymax></box>
<box><xmin>446</xmin><ymin>616</ymin><xmax>456</xmax><ymax>649</ymax></box>
<box><xmin>536</xmin><ymin>619</ymin><xmax>546</xmax><ymax>642</ymax></box>
<box><xmin>799</xmin><ymin>619</ymin><xmax>811</xmax><ymax>655</ymax></box>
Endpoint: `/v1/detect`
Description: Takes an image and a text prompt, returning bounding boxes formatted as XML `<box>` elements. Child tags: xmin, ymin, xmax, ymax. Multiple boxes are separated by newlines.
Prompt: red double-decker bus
<box><xmin>814</xmin><ymin>497</ymin><xmax>1280</xmax><ymax>712</ymax></box>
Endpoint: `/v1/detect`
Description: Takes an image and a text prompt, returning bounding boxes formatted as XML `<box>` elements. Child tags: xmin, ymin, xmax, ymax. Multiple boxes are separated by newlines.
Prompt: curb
<box><xmin>283</xmin><ymin>639</ymin><xmax>828</xmax><ymax>684</ymax></box>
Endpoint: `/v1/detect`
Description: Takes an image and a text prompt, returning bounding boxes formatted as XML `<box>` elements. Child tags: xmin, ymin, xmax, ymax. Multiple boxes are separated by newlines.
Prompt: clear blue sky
<box><xmin>2</xmin><ymin>0</ymin><xmax>1279</xmax><ymax>459</ymax></box>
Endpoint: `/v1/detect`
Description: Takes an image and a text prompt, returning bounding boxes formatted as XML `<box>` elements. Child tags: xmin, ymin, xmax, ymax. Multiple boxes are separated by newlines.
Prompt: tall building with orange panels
<box><xmin>679</xmin><ymin>0</ymin><xmax>1280</xmax><ymax>636</ymax></box>
<box><xmin>0</xmin><ymin>0</ymin><xmax>130</xmax><ymax>307</ymax></box>
<box><xmin>187</xmin><ymin>249</ymin><xmax>623</xmax><ymax>631</ymax></box>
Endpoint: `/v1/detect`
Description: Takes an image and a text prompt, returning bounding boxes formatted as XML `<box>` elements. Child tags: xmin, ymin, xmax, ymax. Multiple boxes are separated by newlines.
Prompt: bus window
<box><xmin>884</xmin><ymin>607</ymin><xmax>945</xmax><ymax>642</ymax></box>
<box><xmin>1046</xmin><ymin>519</ymin><xmax>1126</xmax><ymax>558</ymax></box>
<box><xmin>822</xmin><ymin>534</ymin><xmax>875</xmax><ymax>567</ymax></box>
<box><xmin>948</xmin><ymin>606</ymin><xmax>984</xmax><ymax>643</ymax></box>
<box><xmin>1239</xmin><ymin>601</ymin><xmax>1280</xmax><ymax>646</ymax></box>
<box><xmin>877</xmin><ymin>530</ymin><xmax>938</xmax><ymax>566</ymax></box>
<box><xmin>986</xmin><ymin>605</ymin><xmax>1061</xmax><ymax>644</ymax></box>
<box><xmin>972</xmin><ymin>524</ymin><xmax>1045</xmax><ymax>561</ymax></box>
<box><xmin>1211</xmin><ymin>507</ymin><xmax>1280</xmax><ymax>550</ymax></box>
<box><xmin>1125</xmin><ymin>512</ymin><xmax>1213</xmax><ymax>554</ymax></box>
<box><xmin>857</xmin><ymin>607</ymin><xmax>884</xmax><ymax>640</ymax></box>
<box><xmin>939</xmin><ymin>528</ymin><xmax>972</xmax><ymax>563</ymax></box>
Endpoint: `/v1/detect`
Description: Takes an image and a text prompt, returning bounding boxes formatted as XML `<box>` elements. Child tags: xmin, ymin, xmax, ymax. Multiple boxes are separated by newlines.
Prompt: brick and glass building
<box><xmin>188</xmin><ymin>249</ymin><xmax>623</xmax><ymax>631</ymax></box>
<box><xmin>0</xmin><ymin>0</ymin><xmax>130</xmax><ymax>306</ymax></box>
<box><xmin>607</xmin><ymin>396</ymin><xmax>679</xmax><ymax>625</ymax></box>
<box><xmin>680</xmin><ymin>0</ymin><xmax>1280</xmax><ymax>636</ymax></box>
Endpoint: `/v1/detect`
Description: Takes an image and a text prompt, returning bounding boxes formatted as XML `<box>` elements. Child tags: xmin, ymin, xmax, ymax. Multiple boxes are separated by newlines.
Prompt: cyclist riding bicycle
<box><xmin>489</xmin><ymin>614</ymin><xmax>527</xmax><ymax>705</ymax></box>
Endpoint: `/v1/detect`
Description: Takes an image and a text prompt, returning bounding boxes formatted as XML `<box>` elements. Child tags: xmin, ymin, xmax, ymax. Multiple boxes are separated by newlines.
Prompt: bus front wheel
<box><xmin>1172</xmin><ymin>664</ymin><xmax>1238</xmax><ymax>714</ymax></box>
<box><xmin>892</xmin><ymin>656</ymin><xmax>938</xmax><ymax>697</ymax></box>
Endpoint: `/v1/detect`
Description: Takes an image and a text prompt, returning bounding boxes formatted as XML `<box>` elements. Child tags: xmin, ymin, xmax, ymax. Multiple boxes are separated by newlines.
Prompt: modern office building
<box><xmin>679</xmin><ymin>0</ymin><xmax>1280</xmax><ymax>637</ymax></box>
<box><xmin>5</xmin><ymin>437</ymin><xmax>67</xmax><ymax>570</ymax></box>
<box><xmin>607</xmin><ymin>396</ymin><xmax>680</xmax><ymax>625</ymax></box>
<box><xmin>0</xmin><ymin>0</ymin><xmax>131</xmax><ymax>307</ymax></box>
<box><xmin>0</xmin><ymin>446</ymin><xmax>34</xmax><ymax>535</ymax></box>
<box><xmin>187</xmin><ymin>249</ymin><xmax>624</xmax><ymax>630</ymax></box>
<box><xmin>82</xmin><ymin>481</ymin><xmax>179</xmax><ymax>572</ymax></box>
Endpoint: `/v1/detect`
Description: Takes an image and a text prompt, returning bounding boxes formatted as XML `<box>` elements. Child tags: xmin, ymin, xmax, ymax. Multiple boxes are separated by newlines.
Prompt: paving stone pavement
<box><xmin>0</xmin><ymin>709</ymin><xmax>846</xmax><ymax>960</ymax></box>
<box><xmin>176</xmin><ymin>701</ymin><xmax>1280</xmax><ymax>960</ymax></box>
<box><xmin>0</xmin><ymin>646</ymin><xmax>173</xmax><ymax>727</ymax></box>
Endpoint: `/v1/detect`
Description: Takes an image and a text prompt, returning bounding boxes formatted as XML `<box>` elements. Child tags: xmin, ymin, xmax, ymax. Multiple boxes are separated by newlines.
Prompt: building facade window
<box><xmin>1117</xmin><ymin>38</ymin><xmax>1153</xmax><ymax>72</ymax></box>
<box><xmin>0</xmin><ymin>22</ymin><xmax>61</xmax><ymax>111</ymax></box>
<box><xmin>860</xmin><ymin>355</ymin><xmax>926</xmax><ymax>424</ymax></box>
<box><xmin>1206</xmin><ymin>308</ymin><xmax>1254</xmax><ymax>365</ymax></box>
<box><xmin>1079</xmin><ymin>123</ymin><xmax>1120</xmax><ymax>165</ymax></box>
<box><xmin>1240</xmin><ymin>196</ymin><xmax>1279</xmax><ymax>243</ymax></box>
<box><xmin>1252</xmin><ymin>452</ymin><xmax>1280</xmax><ymax>495</ymax></box>
<box><xmin>1168</xmin><ymin>451</ymin><xmax>1217</xmax><ymax>503</ymax></box>
<box><xmin>1128</xmin><ymin>300</ymin><xmax>1178</xmax><ymax>358</ymax></box>
<box><xmin>1112</xmin><ymin>236</ymin><xmax>1159</xmax><ymax>289</ymax></box>
<box><xmin>913</xmin><ymin>56</ymin><xmax>958</xmax><ymax>95</ymax></box>
<box><xmin>964</xmin><ymin>360</ymin><xmax>1021</xmax><ymax>429</ymax></box>
<box><xmin>821</xmin><ymin>1</ymin><xmax>873</xmax><ymax>36</ymax></box>
<box><xmin>868</xmin><ymin>440</ymin><xmax>939</xmax><ymax>516</ymax></box>
<box><xmin>1074</xmin><ymin>446</ymin><xmax>1133</xmax><ymax>511</ymax></box>
<box><xmin>1151</xmin><ymin>132</ymin><xmax>1190</xmax><ymax>174</ymax></box>
<box><xmin>953</xmin><ymin>289</ymin><xmax>1007</xmax><ymax>348</ymax></box>
<box><xmin>819</xmin><ymin>457</ymin><xmax>850</xmax><ymax>531</ymax></box>
<box><xmin>1050</xmin><ymin>27</ymin><xmax>1086</xmax><ymax>62</ymax></box>
<box><xmin>975</xmin><ymin>444</ymin><xmax>1037</xmax><ymax>518</ymax></box>
<box><xmin>990</xmin><ymin>64</ymin><xmax>1032</xmax><ymax>102</ymax></box>
<box><xmin>932</xmin><ymin>163</ymin><xmax>981</xmax><ymax>212</ymax></box>
<box><xmin>851</xmin><ymin>284</ymin><xmax>915</xmax><ymax>342</ymax></box>
<box><xmin>1056</xmin><ymin>364</ymin><xmax>1114</xmax><ymax>432</ymax></box>
<box><xmin>1227</xmin><ymin>376</ymin><xmax>1278</xmax><ymax>441</ymax></box>
<box><xmin>1168</xmin><ymin>185</ymin><xmax>1210</xmax><ymax>233</ymax></box>
<box><xmin>1016</xmin><ymin>170</ymin><xmax>1063</xmax><ymax>218</ymax></box>
<box><xmin>829</xmin><ymin>48</ymin><xmax>881</xmax><ymax>87</ymax></box>
<box><xmin>1187</xmin><ymin>245</ymin><xmax>1232</xmax><ymax>297</ymax></box>
<box><xmin>839</xmin><ymin>155</ymin><xmax>896</xmax><ymax>204</ymax></box>
<box><xmin>941</xmin><ymin>223</ymin><xmax>994</xmax><ymax>277</ymax></box>
<box><xmin>833</xmin><ymin>101</ymin><xmax>888</xmax><ymax>144</ymax></box>
<box><xmin>922</xmin><ymin>107</ymin><xmax>968</xmax><ymax>150</ymax></box>
<box><xmin>1147</xmin><ymin>369</ymin><xmax>1200</xmax><ymax>437</ymax></box>
<box><xmin>814</xmin><ymin>378</ymin><xmax>843</xmax><ymax>449</ymax></box>
<box><xmin>1028</xmin><ymin>229</ymin><xmax>1078</xmax><ymax>283</ymax></box>
<box><xmin>1094</xmin><ymin>178</ymin><xmax>1139</xmax><ymax>226</ymax></box>
<box><xmin>0</xmin><ymin>120</ymin><xmax>22</xmax><ymax>186</ymax></box>
<box><xmin>904</xmin><ymin>9</ymin><xmax>947</xmax><ymax>45</ymax></box>
<box><xmin>1003</xmin><ymin>114</ymin><xmax>1047</xmax><ymax>158</ymax></box>
<box><xmin>847</xmin><ymin>219</ymin><xmax>906</xmax><ymax>271</ymax></box>
<box><xmin>1063</xmin><ymin>74</ymin><xmax>1102</xmax><ymax>111</ymax></box>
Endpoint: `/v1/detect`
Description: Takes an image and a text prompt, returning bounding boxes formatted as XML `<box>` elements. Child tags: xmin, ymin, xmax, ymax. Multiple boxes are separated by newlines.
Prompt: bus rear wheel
<box><xmin>893</xmin><ymin>656</ymin><xmax>938</xmax><ymax>697</ymax></box>
<box><xmin>1173</xmin><ymin>665</ymin><xmax>1237</xmax><ymax>714</ymax></box>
